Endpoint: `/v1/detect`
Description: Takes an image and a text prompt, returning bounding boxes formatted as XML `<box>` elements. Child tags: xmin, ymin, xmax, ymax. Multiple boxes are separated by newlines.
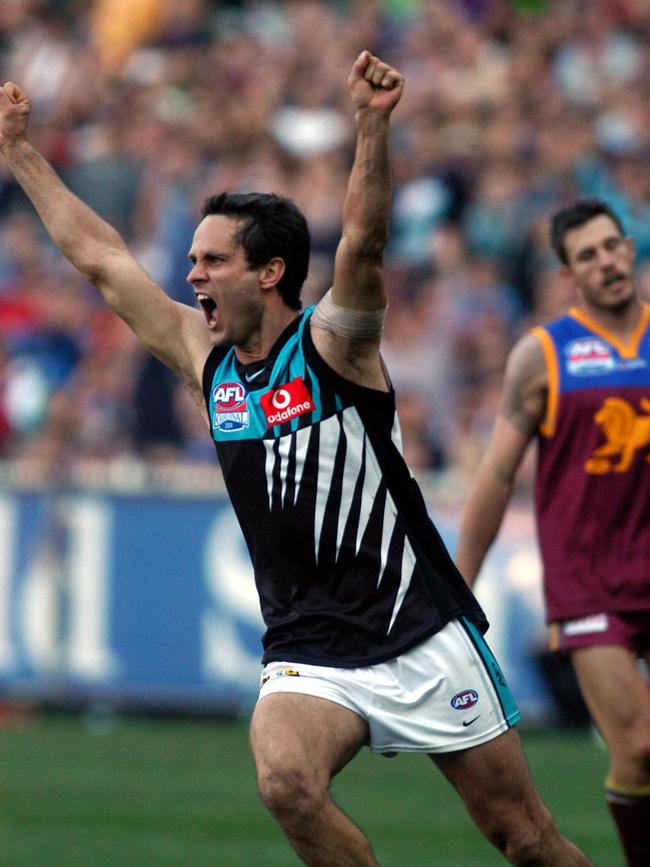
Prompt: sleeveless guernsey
<box><xmin>202</xmin><ymin>308</ymin><xmax>487</xmax><ymax>667</ymax></box>
<box><xmin>533</xmin><ymin>304</ymin><xmax>650</xmax><ymax>622</ymax></box>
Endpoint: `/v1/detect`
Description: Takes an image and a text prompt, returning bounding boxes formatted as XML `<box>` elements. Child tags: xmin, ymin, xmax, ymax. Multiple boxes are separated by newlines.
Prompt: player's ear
<box><xmin>259</xmin><ymin>257</ymin><xmax>285</xmax><ymax>292</ymax></box>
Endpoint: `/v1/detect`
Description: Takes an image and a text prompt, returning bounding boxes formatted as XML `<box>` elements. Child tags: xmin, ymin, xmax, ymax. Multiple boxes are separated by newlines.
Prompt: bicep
<box><xmin>474</xmin><ymin>334</ymin><xmax>548</xmax><ymax>488</ymax></box>
<box><xmin>95</xmin><ymin>248</ymin><xmax>212</xmax><ymax>387</ymax></box>
<box><xmin>499</xmin><ymin>332</ymin><xmax>548</xmax><ymax>439</ymax></box>
<box><xmin>331</xmin><ymin>234</ymin><xmax>387</xmax><ymax>311</ymax></box>
<box><xmin>312</xmin><ymin>235</ymin><xmax>387</xmax><ymax>384</ymax></box>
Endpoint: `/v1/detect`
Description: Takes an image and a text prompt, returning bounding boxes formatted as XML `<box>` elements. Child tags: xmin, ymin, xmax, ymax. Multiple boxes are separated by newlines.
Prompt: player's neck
<box><xmin>576</xmin><ymin>296</ymin><xmax>645</xmax><ymax>342</ymax></box>
<box><xmin>234</xmin><ymin>306</ymin><xmax>301</xmax><ymax>365</ymax></box>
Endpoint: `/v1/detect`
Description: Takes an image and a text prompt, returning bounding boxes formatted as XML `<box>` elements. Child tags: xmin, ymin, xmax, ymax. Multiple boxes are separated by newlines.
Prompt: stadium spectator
<box><xmin>457</xmin><ymin>198</ymin><xmax>650</xmax><ymax>867</ymax></box>
<box><xmin>0</xmin><ymin>0</ymin><xmax>649</xmax><ymax>479</ymax></box>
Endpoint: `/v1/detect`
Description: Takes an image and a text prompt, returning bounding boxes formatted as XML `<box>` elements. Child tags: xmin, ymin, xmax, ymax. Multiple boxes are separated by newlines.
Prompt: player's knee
<box><xmin>477</xmin><ymin>799</ymin><xmax>557</xmax><ymax>863</ymax></box>
<box><xmin>503</xmin><ymin>816</ymin><xmax>557</xmax><ymax>864</ymax></box>
<box><xmin>257</xmin><ymin>764</ymin><xmax>324</xmax><ymax>828</ymax></box>
<box><xmin>609</xmin><ymin>716</ymin><xmax>650</xmax><ymax>777</ymax></box>
<box><xmin>623</xmin><ymin>735</ymin><xmax>650</xmax><ymax>780</ymax></box>
<box><xmin>630</xmin><ymin>735</ymin><xmax>650</xmax><ymax>774</ymax></box>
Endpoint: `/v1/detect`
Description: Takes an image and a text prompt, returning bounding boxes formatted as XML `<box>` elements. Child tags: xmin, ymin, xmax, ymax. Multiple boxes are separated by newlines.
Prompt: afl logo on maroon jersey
<box><xmin>212</xmin><ymin>381</ymin><xmax>249</xmax><ymax>432</ymax></box>
<box><xmin>451</xmin><ymin>689</ymin><xmax>479</xmax><ymax>710</ymax></box>
<box><xmin>261</xmin><ymin>377</ymin><xmax>315</xmax><ymax>427</ymax></box>
<box><xmin>566</xmin><ymin>338</ymin><xmax>615</xmax><ymax>376</ymax></box>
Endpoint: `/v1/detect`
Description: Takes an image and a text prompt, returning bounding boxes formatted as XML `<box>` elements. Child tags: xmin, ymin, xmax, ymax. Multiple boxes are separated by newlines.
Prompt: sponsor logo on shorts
<box><xmin>450</xmin><ymin>689</ymin><xmax>479</xmax><ymax>710</ymax></box>
<box><xmin>490</xmin><ymin>660</ymin><xmax>506</xmax><ymax>688</ymax></box>
<box><xmin>260</xmin><ymin>667</ymin><xmax>301</xmax><ymax>686</ymax></box>
<box><xmin>213</xmin><ymin>380</ymin><xmax>249</xmax><ymax>432</ymax></box>
<box><xmin>462</xmin><ymin>715</ymin><xmax>481</xmax><ymax>727</ymax></box>
<box><xmin>562</xmin><ymin>613</ymin><xmax>608</xmax><ymax>637</ymax></box>
<box><xmin>260</xmin><ymin>377</ymin><xmax>315</xmax><ymax>427</ymax></box>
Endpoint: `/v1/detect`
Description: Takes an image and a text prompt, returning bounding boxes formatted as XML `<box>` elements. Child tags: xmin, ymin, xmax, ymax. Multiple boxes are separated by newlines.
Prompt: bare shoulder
<box><xmin>505</xmin><ymin>330</ymin><xmax>547</xmax><ymax>385</ymax></box>
<box><xmin>500</xmin><ymin>330</ymin><xmax>548</xmax><ymax>437</ymax></box>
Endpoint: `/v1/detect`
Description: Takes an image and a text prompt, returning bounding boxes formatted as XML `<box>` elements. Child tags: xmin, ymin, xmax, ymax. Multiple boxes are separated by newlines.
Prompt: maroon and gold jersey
<box><xmin>533</xmin><ymin>303</ymin><xmax>650</xmax><ymax>622</ymax></box>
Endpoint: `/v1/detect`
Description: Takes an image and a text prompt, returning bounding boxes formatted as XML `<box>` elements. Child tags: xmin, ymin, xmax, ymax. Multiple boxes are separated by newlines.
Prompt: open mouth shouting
<box><xmin>196</xmin><ymin>292</ymin><xmax>218</xmax><ymax>329</ymax></box>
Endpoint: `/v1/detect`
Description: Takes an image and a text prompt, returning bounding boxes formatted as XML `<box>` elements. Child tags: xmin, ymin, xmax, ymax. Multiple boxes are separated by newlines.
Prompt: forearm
<box><xmin>1</xmin><ymin>139</ymin><xmax>125</xmax><ymax>280</ymax></box>
<box><xmin>456</xmin><ymin>474</ymin><xmax>514</xmax><ymax>588</ymax></box>
<box><xmin>342</xmin><ymin>109</ymin><xmax>392</xmax><ymax>257</ymax></box>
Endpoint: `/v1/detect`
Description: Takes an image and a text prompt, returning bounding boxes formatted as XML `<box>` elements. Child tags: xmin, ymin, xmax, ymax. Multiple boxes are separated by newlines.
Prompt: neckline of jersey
<box><xmin>234</xmin><ymin>311</ymin><xmax>303</xmax><ymax>384</ymax></box>
<box><xmin>568</xmin><ymin>302</ymin><xmax>650</xmax><ymax>359</ymax></box>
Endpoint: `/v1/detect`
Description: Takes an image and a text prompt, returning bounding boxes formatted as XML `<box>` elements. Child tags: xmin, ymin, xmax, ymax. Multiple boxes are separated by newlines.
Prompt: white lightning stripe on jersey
<box><xmin>293</xmin><ymin>425</ymin><xmax>311</xmax><ymax>505</ymax></box>
<box><xmin>356</xmin><ymin>440</ymin><xmax>379</xmax><ymax>554</ymax></box>
<box><xmin>274</xmin><ymin>433</ymin><xmax>291</xmax><ymax>507</ymax></box>
<box><xmin>264</xmin><ymin>440</ymin><xmax>276</xmax><ymax>510</ymax></box>
<box><xmin>376</xmin><ymin>491</ymin><xmax>397</xmax><ymax>587</ymax></box>
<box><xmin>391</xmin><ymin>412</ymin><xmax>403</xmax><ymax>450</ymax></box>
<box><xmin>336</xmin><ymin>411</ymin><xmax>366</xmax><ymax>557</ymax></box>
<box><xmin>387</xmin><ymin>537</ymin><xmax>417</xmax><ymax>633</ymax></box>
<box><xmin>314</xmin><ymin>414</ymin><xmax>341</xmax><ymax>561</ymax></box>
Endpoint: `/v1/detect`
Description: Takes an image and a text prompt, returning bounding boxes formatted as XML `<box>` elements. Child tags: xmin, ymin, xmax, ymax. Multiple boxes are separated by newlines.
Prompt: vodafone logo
<box><xmin>261</xmin><ymin>377</ymin><xmax>315</xmax><ymax>427</ymax></box>
<box><xmin>271</xmin><ymin>389</ymin><xmax>292</xmax><ymax>410</ymax></box>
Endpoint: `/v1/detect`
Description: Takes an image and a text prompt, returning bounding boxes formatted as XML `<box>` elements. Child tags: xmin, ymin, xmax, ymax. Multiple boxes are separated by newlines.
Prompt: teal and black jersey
<box><xmin>202</xmin><ymin>307</ymin><xmax>487</xmax><ymax>667</ymax></box>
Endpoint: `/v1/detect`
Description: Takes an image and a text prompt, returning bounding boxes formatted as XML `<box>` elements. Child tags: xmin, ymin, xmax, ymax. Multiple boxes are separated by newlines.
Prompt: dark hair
<box><xmin>550</xmin><ymin>198</ymin><xmax>625</xmax><ymax>265</ymax></box>
<box><xmin>200</xmin><ymin>192</ymin><xmax>310</xmax><ymax>311</ymax></box>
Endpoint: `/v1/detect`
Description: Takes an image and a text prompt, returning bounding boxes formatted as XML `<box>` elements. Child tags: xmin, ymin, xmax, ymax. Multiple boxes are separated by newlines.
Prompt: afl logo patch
<box><xmin>212</xmin><ymin>381</ymin><xmax>249</xmax><ymax>432</ymax></box>
<box><xmin>451</xmin><ymin>689</ymin><xmax>479</xmax><ymax>710</ymax></box>
<box><xmin>260</xmin><ymin>377</ymin><xmax>315</xmax><ymax>427</ymax></box>
<box><xmin>566</xmin><ymin>338</ymin><xmax>615</xmax><ymax>376</ymax></box>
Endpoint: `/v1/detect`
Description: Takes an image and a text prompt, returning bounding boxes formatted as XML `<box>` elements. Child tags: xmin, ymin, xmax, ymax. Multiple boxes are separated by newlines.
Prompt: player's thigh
<box><xmin>570</xmin><ymin>645</ymin><xmax>650</xmax><ymax>743</ymax></box>
<box><xmin>430</xmin><ymin>728</ymin><xmax>548</xmax><ymax>830</ymax></box>
<box><xmin>251</xmin><ymin>692</ymin><xmax>369</xmax><ymax>786</ymax></box>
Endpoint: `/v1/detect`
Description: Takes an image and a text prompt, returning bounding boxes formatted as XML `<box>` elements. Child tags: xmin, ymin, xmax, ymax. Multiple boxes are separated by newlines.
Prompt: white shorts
<box><xmin>258</xmin><ymin>617</ymin><xmax>520</xmax><ymax>755</ymax></box>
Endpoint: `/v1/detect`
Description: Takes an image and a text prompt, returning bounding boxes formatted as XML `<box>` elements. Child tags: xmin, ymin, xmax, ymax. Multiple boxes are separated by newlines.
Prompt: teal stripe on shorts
<box><xmin>461</xmin><ymin>617</ymin><xmax>521</xmax><ymax>726</ymax></box>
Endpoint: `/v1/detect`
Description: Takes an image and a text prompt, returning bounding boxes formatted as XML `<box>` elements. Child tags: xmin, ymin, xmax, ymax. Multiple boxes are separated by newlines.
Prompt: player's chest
<box><xmin>558</xmin><ymin>333</ymin><xmax>650</xmax><ymax>392</ymax></box>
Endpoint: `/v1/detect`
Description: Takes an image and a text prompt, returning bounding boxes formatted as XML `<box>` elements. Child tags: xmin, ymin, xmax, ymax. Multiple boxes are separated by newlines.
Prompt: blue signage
<box><xmin>0</xmin><ymin>486</ymin><xmax>552</xmax><ymax>718</ymax></box>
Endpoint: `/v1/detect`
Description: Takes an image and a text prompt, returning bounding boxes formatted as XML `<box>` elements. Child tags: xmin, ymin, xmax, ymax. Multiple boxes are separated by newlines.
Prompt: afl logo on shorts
<box><xmin>450</xmin><ymin>689</ymin><xmax>479</xmax><ymax>710</ymax></box>
<box><xmin>260</xmin><ymin>377</ymin><xmax>315</xmax><ymax>427</ymax></box>
<box><xmin>212</xmin><ymin>381</ymin><xmax>249</xmax><ymax>432</ymax></box>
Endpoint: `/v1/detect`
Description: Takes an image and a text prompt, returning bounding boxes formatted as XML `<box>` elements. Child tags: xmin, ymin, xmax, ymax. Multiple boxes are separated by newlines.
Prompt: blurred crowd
<box><xmin>1</xmin><ymin>0</ymin><xmax>650</xmax><ymax>494</ymax></box>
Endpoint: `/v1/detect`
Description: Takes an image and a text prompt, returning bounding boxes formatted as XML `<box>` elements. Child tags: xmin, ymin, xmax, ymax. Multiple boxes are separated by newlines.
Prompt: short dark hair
<box><xmin>200</xmin><ymin>192</ymin><xmax>310</xmax><ymax>311</ymax></box>
<box><xmin>550</xmin><ymin>198</ymin><xmax>625</xmax><ymax>265</ymax></box>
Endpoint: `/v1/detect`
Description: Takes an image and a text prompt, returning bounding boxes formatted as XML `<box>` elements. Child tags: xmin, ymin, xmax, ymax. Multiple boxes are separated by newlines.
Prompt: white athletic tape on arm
<box><xmin>311</xmin><ymin>288</ymin><xmax>387</xmax><ymax>339</ymax></box>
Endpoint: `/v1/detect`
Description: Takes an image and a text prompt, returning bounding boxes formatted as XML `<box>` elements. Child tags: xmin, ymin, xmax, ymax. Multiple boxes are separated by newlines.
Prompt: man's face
<box><xmin>187</xmin><ymin>215</ymin><xmax>263</xmax><ymax>349</ymax></box>
<box><xmin>562</xmin><ymin>214</ymin><xmax>636</xmax><ymax>313</ymax></box>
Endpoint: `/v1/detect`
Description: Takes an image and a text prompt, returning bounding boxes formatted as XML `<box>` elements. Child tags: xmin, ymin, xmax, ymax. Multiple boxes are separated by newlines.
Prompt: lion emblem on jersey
<box><xmin>585</xmin><ymin>397</ymin><xmax>650</xmax><ymax>474</ymax></box>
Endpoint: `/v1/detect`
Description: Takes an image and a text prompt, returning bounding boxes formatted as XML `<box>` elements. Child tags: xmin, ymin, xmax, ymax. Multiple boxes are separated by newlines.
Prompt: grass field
<box><xmin>0</xmin><ymin>713</ymin><xmax>619</xmax><ymax>866</ymax></box>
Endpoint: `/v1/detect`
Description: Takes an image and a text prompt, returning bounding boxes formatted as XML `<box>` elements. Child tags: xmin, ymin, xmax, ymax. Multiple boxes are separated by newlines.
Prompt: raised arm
<box><xmin>455</xmin><ymin>332</ymin><xmax>548</xmax><ymax>587</ymax></box>
<box><xmin>311</xmin><ymin>51</ymin><xmax>404</xmax><ymax>386</ymax></box>
<box><xmin>0</xmin><ymin>82</ymin><xmax>211</xmax><ymax>400</ymax></box>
